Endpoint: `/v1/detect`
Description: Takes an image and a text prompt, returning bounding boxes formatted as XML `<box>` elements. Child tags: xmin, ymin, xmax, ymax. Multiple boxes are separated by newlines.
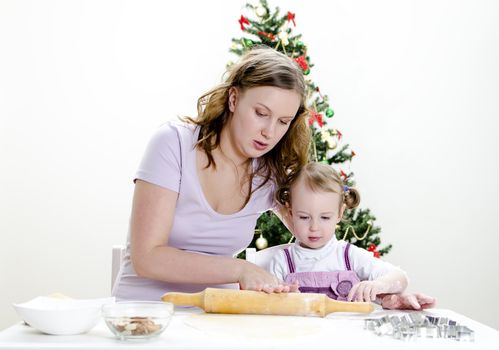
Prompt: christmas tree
<box><xmin>232</xmin><ymin>0</ymin><xmax>392</xmax><ymax>257</ymax></box>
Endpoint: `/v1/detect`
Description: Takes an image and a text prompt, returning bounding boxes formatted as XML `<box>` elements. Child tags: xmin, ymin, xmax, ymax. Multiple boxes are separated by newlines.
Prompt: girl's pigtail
<box><xmin>343</xmin><ymin>186</ymin><xmax>361</xmax><ymax>209</ymax></box>
<box><xmin>275</xmin><ymin>187</ymin><xmax>291</xmax><ymax>207</ymax></box>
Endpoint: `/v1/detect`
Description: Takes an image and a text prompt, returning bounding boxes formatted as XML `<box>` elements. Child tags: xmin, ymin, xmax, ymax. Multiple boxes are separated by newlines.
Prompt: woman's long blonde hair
<box><xmin>183</xmin><ymin>46</ymin><xmax>311</xmax><ymax>207</ymax></box>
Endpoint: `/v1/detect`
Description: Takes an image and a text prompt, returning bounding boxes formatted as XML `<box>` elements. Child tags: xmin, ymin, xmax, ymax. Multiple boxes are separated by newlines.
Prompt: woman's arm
<box><xmin>380</xmin><ymin>292</ymin><xmax>436</xmax><ymax>310</ymax></box>
<box><xmin>130</xmin><ymin>180</ymin><xmax>290</xmax><ymax>292</ymax></box>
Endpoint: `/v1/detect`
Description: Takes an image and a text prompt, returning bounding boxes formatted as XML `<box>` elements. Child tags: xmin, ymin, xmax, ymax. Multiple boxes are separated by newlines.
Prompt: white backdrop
<box><xmin>1</xmin><ymin>0</ymin><xmax>498</xmax><ymax>331</ymax></box>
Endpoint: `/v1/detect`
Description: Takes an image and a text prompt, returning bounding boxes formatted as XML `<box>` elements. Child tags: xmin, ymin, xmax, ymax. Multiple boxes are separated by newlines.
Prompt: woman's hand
<box><xmin>380</xmin><ymin>292</ymin><xmax>436</xmax><ymax>310</ymax></box>
<box><xmin>238</xmin><ymin>261</ymin><xmax>299</xmax><ymax>293</ymax></box>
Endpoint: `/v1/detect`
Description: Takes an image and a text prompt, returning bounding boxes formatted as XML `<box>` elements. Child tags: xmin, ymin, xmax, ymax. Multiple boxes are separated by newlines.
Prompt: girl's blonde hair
<box><xmin>183</xmin><ymin>46</ymin><xmax>311</xmax><ymax>206</ymax></box>
<box><xmin>277</xmin><ymin>162</ymin><xmax>360</xmax><ymax>209</ymax></box>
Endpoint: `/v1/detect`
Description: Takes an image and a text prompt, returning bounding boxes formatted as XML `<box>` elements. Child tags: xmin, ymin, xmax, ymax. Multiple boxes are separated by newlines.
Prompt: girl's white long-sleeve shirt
<box><xmin>269</xmin><ymin>235</ymin><xmax>404</xmax><ymax>282</ymax></box>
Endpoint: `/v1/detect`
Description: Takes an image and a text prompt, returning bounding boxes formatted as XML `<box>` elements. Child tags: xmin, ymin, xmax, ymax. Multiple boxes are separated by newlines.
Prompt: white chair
<box><xmin>111</xmin><ymin>245</ymin><xmax>125</xmax><ymax>292</ymax></box>
<box><xmin>245</xmin><ymin>243</ymin><xmax>292</xmax><ymax>270</ymax></box>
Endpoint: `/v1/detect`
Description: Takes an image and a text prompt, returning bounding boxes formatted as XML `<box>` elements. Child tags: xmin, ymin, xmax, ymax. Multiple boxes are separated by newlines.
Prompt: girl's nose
<box><xmin>310</xmin><ymin>219</ymin><xmax>319</xmax><ymax>231</ymax></box>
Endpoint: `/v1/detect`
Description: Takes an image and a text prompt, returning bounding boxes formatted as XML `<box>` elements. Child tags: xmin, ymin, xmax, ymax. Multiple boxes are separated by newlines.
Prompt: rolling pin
<box><xmin>161</xmin><ymin>287</ymin><xmax>374</xmax><ymax>317</ymax></box>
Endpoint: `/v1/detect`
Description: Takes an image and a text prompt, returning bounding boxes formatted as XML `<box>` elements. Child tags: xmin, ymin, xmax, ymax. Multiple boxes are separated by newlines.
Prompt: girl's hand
<box><xmin>347</xmin><ymin>280</ymin><xmax>389</xmax><ymax>302</ymax></box>
<box><xmin>381</xmin><ymin>292</ymin><xmax>437</xmax><ymax>310</ymax></box>
<box><xmin>238</xmin><ymin>262</ymin><xmax>299</xmax><ymax>293</ymax></box>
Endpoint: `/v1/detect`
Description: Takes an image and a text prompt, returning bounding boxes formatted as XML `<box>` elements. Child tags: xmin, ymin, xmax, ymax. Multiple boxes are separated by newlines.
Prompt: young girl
<box><xmin>269</xmin><ymin>162</ymin><xmax>436</xmax><ymax>309</ymax></box>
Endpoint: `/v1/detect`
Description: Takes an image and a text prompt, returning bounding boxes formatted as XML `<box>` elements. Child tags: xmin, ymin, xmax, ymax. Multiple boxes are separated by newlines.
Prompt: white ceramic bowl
<box><xmin>102</xmin><ymin>301</ymin><xmax>174</xmax><ymax>340</ymax></box>
<box><xmin>13</xmin><ymin>296</ymin><xmax>115</xmax><ymax>335</ymax></box>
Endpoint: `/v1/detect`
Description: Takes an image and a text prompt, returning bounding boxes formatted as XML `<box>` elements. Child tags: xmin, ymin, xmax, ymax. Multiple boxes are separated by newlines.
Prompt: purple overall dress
<box><xmin>283</xmin><ymin>243</ymin><xmax>360</xmax><ymax>301</ymax></box>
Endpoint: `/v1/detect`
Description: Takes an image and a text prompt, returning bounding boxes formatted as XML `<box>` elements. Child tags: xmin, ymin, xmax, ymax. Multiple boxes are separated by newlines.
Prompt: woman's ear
<box><xmin>228</xmin><ymin>87</ymin><xmax>238</xmax><ymax>113</ymax></box>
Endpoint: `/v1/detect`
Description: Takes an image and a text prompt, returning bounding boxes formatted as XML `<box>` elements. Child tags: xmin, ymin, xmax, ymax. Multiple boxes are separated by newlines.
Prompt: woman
<box><xmin>112</xmin><ymin>46</ymin><xmax>312</xmax><ymax>301</ymax></box>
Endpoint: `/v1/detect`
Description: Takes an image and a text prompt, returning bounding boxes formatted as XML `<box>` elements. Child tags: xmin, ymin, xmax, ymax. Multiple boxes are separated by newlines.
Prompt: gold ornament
<box><xmin>255</xmin><ymin>6</ymin><xmax>267</xmax><ymax>17</ymax></box>
<box><xmin>278</xmin><ymin>30</ymin><xmax>289</xmax><ymax>46</ymax></box>
<box><xmin>255</xmin><ymin>234</ymin><xmax>268</xmax><ymax>250</ymax></box>
<box><xmin>320</xmin><ymin>130</ymin><xmax>333</xmax><ymax>144</ymax></box>
<box><xmin>341</xmin><ymin>223</ymin><xmax>372</xmax><ymax>241</ymax></box>
<box><xmin>328</xmin><ymin>140</ymin><xmax>337</xmax><ymax>150</ymax></box>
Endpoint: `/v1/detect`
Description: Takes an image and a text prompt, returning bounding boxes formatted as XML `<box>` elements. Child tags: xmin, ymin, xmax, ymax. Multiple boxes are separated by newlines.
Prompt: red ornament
<box><xmin>336</xmin><ymin>129</ymin><xmax>343</xmax><ymax>140</ymax></box>
<box><xmin>238</xmin><ymin>15</ymin><xmax>249</xmax><ymax>31</ymax></box>
<box><xmin>368</xmin><ymin>243</ymin><xmax>377</xmax><ymax>252</ymax></box>
<box><xmin>316</xmin><ymin>86</ymin><xmax>324</xmax><ymax>100</ymax></box>
<box><xmin>373</xmin><ymin>251</ymin><xmax>381</xmax><ymax>258</ymax></box>
<box><xmin>340</xmin><ymin>169</ymin><xmax>348</xmax><ymax>179</ymax></box>
<box><xmin>257</xmin><ymin>31</ymin><xmax>275</xmax><ymax>40</ymax></box>
<box><xmin>294</xmin><ymin>56</ymin><xmax>308</xmax><ymax>71</ymax></box>
<box><xmin>287</xmin><ymin>11</ymin><xmax>296</xmax><ymax>27</ymax></box>
<box><xmin>351</xmin><ymin>150</ymin><xmax>356</xmax><ymax>157</ymax></box>
<box><xmin>308</xmin><ymin>111</ymin><xmax>324</xmax><ymax>128</ymax></box>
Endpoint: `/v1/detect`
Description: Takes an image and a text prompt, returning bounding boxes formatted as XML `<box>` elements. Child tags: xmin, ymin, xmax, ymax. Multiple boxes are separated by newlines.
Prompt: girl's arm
<box><xmin>347</xmin><ymin>269</ymin><xmax>409</xmax><ymax>303</ymax></box>
<box><xmin>130</xmin><ymin>180</ymin><xmax>290</xmax><ymax>293</ymax></box>
<box><xmin>344</xmin><ymin>245</ymin><xmax>436</xmax><ymax>309</ymax></box>
<box><xmin>346</xmin><ymin>244</ymin><xmax>409</xmax><ymax>303</ymax></box>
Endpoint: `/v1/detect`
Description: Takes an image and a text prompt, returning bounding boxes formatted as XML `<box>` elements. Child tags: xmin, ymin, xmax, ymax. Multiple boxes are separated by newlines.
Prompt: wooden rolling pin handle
<box><xmin>325</xmin><ymin>298</ymin><xmax>374</xmax><ymax>314</ymax></box>
<box><xmin>161</xmin><ymin>291</ymin><xmax>205</xmax><ymax>309</ymax></box>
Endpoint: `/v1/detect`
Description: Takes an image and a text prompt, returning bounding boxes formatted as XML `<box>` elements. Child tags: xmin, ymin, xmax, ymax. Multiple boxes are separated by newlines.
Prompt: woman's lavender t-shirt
<box><xmin>112</xmin><ymin>121</ymin><xmax>275</xmax><ymax>301</ymax></box>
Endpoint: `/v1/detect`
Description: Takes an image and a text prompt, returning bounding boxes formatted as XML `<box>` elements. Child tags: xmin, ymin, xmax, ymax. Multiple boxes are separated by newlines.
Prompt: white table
<box><xmin>1</xmin><ymin>308</ymin><xmax>498</xmax><ymax>350</ymax></box>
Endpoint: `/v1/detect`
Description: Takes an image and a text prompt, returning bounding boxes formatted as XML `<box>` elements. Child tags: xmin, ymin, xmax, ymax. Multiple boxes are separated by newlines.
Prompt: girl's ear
<box><xmin>337</xmin><ymin>203</ymin><xmax>346</xmax><ymax>223</ymax></box>
<box><xmin>228</xmin><ymin>87</ymin><xmax>238</xmax><ymax>113</ymax></box>
<box><xmin>282</xmin><ymin>201</ymin><xmax>292</xmax><ymax>218</ymax></box>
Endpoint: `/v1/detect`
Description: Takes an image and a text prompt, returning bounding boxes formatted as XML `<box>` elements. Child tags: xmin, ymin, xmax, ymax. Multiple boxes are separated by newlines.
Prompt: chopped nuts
<box><xmin>109</xmin><ymin>317</ymin><xmax>162</xmax><ymax>337</ymax></box>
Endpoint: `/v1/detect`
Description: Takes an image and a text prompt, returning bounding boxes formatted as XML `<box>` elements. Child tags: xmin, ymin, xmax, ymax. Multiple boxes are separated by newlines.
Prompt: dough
<box><xmin>184</xmin><ymin>313</ymin><xmax>323</xmax><ymax>339</ymax></box>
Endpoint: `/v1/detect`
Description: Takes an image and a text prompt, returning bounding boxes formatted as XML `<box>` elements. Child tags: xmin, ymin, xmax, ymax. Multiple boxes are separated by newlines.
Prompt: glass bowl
<box><xmin>102</xmin><ymin>301</ymin><xmax>174</xmax><ymax>341</ymax></box>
